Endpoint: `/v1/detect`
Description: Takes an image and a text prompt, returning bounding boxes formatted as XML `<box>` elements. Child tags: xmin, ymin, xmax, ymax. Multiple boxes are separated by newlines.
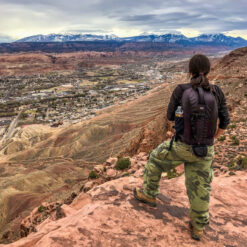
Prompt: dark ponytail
<box><xmin>189</xmin><ymin>54</ymin><xmax>211</xmax><ymax>91</ymax></box>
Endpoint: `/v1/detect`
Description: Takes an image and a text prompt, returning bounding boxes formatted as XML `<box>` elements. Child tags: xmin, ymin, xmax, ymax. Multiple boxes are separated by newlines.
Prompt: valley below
<box><xmin>0</xmin><ymin>46</ymin><xmax>246</xmax><ymax>245</ymax></box>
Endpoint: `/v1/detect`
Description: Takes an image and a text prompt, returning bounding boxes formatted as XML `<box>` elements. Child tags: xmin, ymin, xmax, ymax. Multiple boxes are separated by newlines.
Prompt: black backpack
<box><xmin>173</xmin><ymin>86</ymin><xmax>218</xmax><ymax>157</ymax></box>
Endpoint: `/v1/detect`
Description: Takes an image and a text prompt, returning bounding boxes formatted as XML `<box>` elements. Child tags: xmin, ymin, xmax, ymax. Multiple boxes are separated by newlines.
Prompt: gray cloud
<box><xmin>0</xmin><ymin>0</ymin><xmax>246</xmax><ymax>39</ymax></box>
<box><xmin>117</xmin><ymin>1</ymin><xmax>247</xmax><ymax>33</ymax></box>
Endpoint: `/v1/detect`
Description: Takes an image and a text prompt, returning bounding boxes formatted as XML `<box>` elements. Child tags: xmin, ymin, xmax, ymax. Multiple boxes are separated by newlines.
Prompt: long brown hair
<box><xmin>189</xmin><ymin>54</ymin><xmax>211</xmax><ymax>90</ymax></box>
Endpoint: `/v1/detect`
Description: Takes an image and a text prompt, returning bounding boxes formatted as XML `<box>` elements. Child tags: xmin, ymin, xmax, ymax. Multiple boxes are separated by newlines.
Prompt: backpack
<box><xmin>174</xmin><ymin>86</ymin><xmax>218</xmax><ymax>157</ymax></box>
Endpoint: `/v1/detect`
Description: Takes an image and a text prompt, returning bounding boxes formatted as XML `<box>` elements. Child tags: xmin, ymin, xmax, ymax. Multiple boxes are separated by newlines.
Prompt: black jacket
<box><xmin>167</xmin><ymin>82</ymin><xmax>230</xmax><ymax>129</ymax></box>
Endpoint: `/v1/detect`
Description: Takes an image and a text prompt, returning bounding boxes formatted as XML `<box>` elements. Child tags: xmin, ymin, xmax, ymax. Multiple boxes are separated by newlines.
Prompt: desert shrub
<box><xmin>115</xmin><ymin>157</ymin><xmax>131</xmax><ymax>170</ymax></box>
<box><xmin>227</xmin><ymin>124</ymin><xmax>236</xmax><ymax>129</ymax></box>
<box><xmin>237</xmin><ymin>156</ymin><xmax>247</xmax><ymax>169</ymax></box>
<box><xmin>227</xmin><ymin>157</ymin><xmax>247</xmax><ymax>171</ymax></box>
<box><xmin>232</xmin><ymin>139</ymin><xmax>240</xmax><ymax>145</ymax></box>
<box><xmin>38</xmin><ymin>205</ymin><xmax>46</xmax><ymax>213</ymax></box>
<box><xmin>231</xmin><ymin>136</ymin><xmax>240</xmax><ymax>145</ymax></box>
<box><xmin>227</xmin><ymin>161</ymin><xmax>236</xmax><ymax>170</ymax></box>
<box><xmin>218</xmin><ymin>135</ymin><xmax>226</xmax><ymax>142</ymax></box>
<box><xmin>88</xmin><ymin>170</ymin><xmax>99</xmax><ymax>179</ymax></box>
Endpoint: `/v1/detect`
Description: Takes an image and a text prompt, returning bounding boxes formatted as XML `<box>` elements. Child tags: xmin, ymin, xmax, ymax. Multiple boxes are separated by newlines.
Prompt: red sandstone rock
<box><xmin>105</xmin><ymin>157</ymin><xmax>117</xmax><ymax>166</ymax></box>
<box><xmin>2</xmin><ymin>170</ymin><xmax>246</xmax><ymax>247</ymax></box>
<box><xmin>83</xmin><ymin>181</ymin><xmax>95</xmax><ymax>192</ymax></box>
<box><xmin>106</xmin><ymin>169</ymin><xmax>117</xmax><ymax>178</ymax></box>
<box><xmin>136</xmin><ymin>152</ymin><xmax>147</xmax><ymax>160</ymax></box>
<box><xmin>93</xmin><ymin>164</ymin><xmax>105</xmax><ymax>174</ymax></box>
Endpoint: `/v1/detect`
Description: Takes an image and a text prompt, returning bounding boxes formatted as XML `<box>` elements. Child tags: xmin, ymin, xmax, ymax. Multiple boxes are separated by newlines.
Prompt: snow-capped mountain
<box><xmin>17</xmin><ymin>34</ymin><xmax>120</xmax><ymax>42</ymax></box>
<box><xmin>190</xmin><ymin>34</ymin><xmax>247</xmax><ymax>46</ymax></box>
<box><xmin>121</xmin><ymin>34</ymin><xmax>190</xmax><ymax>43</ymax></box>
<box><xmin>16</xmin><ymin>33</ymin><xmax>247</xmax><ymax>48</ymax></box>
<box><xmin>123</xmin><ymin>33</ymin><xmax>247</xmax><ymax>47</ymax></box>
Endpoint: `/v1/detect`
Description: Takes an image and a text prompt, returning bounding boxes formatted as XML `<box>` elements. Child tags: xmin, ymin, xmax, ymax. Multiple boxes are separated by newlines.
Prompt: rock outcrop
<box><xmin>0</xmin><ymin>162</ymin><xmax>246</xmax><ymax>247</ymax></box>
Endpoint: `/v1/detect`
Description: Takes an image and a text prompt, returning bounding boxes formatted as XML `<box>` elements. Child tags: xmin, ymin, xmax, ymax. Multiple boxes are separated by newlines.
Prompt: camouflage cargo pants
<box><xmin>143</xmin><ymin>139</ymin><xmax>214</xmax><ymax>230</ymax></box>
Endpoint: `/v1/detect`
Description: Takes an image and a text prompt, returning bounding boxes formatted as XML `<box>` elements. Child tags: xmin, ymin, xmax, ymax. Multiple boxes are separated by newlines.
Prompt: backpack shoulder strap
<box><xmin>178</xmin><ymin>83</ymin><xmax>193</xmax><ymax>105</ymax></box>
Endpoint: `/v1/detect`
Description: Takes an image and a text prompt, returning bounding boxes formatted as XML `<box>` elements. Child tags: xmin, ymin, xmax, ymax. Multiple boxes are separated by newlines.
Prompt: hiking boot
<box><xmin>133</xmin><ymin>188</ymin><xmax>156</xmax><ymax>207</ymax></box>
<box><xmin>189</xmin><ymin>221</ymin><xmax>203</xmax><ymax>241</ymax></box>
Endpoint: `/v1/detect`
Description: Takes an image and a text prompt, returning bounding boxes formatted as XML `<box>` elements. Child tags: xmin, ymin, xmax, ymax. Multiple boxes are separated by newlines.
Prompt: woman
<box><xmin>133</xmin><ymin>54</ymin><xmax>230</xmax><ymax>241</ymax></box>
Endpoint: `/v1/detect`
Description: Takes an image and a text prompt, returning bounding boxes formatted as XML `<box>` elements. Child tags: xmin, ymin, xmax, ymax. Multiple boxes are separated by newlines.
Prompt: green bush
<box><xmin>88</xmin><ymin>170</ymin><xmax>99</xmax><ymax>179</ymax></box>
<box><xmin>237</xmin><ymin>156</ymin><xmax>247</xmax><ymax>169</ymax></box>
<box><xmin>218</xmin><ymin>135</ymin><xmax>226</xmax><ymax>142</ymax></box>
<box><xmin>231</xmin><ymin>136</ymin><xmax>240</xmax><ymax>145</ymax></box>
<box><xmin>115</xmin><ymin>157</ymin><xmax>131</xmax><ymax>170</ymax></box>
<box><xmin>227</xmin><ymin>161</ymin><xmax>236</xmax><ymax>170</ymax></box>
<box><xmin>227</xmin><ymin>124</ymin><xmax>236</xmax><ymax>129</ymax></box>
<box><xmin>227</xmin><ymin>157</ymin><xmax>247</xmax><ymax>171</ymax></box>
<box><xmin>38</xmin><ymin>205</ymin><xmax>46</xmax><ymax>213</ymax></box>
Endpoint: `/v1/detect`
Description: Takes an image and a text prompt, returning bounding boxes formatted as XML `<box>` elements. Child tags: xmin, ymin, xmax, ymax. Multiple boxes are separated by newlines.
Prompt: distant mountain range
<box><xmin>16</xmin><ymin>33</ymin><xmax>247</xmax><ymax>47</ymax></box>
<box><xmin>0</xmin><ymin>33</ymin><xmax>246</xmax><ymax>54</ymax></box>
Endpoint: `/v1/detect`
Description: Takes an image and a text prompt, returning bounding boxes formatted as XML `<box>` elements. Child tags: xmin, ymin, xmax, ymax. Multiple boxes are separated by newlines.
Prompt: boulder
<box><xmin>94</xmin><ymin>164</ymin><xmax>105</xmax><ymax>174</ymax></box>
<box><xmin>106</xmin><ymin>169</ymin><xmax>117</xmax><ymax>178</ymax></box>
<box><xmin>106</xmin><ymin>157</ymin><xmax>117</xmax><ymax>166</ymax></box>
<box><xmin>83</xmin><ymin>181</ymin><xmax>95</xmax><ymax>192</ymax></box>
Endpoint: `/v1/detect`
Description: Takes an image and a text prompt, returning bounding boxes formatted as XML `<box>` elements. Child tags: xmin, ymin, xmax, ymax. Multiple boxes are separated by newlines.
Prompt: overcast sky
<box><xmin>0</xmin><ymin>0</ymin><xmax>247</xmax><ymax>41</ymax></box>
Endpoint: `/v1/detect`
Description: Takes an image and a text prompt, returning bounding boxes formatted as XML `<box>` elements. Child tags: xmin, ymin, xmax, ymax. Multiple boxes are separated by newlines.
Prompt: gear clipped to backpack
<box><xmin>174</xmin><ymin>106</ymin><xmax>184</xmax><ymax>136</ymax></box>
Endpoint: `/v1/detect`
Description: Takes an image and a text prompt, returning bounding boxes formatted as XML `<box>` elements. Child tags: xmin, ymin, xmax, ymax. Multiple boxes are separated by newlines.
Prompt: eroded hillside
<box><xmin>209</xmin><ymin>47</ymin><xmax>247</xmax><ymax>168</ymax></box>
<box><xmin>0</xmin><ymin>75</ymin><xmax>183</xmax><ymax>242</ymax></box>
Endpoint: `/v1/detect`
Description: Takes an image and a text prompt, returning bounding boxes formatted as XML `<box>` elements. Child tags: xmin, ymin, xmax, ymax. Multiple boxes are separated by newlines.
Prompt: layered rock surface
<box><xmin>0</xmin><ymin>161</ymin><xmax>246</xmax><ymax>247</ymax></box>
